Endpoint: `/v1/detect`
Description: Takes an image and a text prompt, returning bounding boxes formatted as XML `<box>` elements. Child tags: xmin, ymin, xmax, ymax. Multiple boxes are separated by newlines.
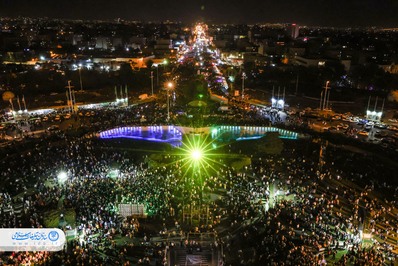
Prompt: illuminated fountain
<box><xmin>99</xmin><ymin>125</ymin><xmax>299</xmax><ymax>146</ymax></box>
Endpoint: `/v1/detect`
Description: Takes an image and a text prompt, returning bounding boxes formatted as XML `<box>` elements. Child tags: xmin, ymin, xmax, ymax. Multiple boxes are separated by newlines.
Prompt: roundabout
<box><xmin>1</xmin><ymin>120</ymin><xmax>397</xmax><ymax>265</ymax></box>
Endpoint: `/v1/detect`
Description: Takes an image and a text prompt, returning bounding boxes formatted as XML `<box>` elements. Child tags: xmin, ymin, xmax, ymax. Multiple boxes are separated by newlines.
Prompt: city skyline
<box><xmin>1</xmin><ymin>0</ymin><xmax>398</xmax><ymax>27</ymax></box>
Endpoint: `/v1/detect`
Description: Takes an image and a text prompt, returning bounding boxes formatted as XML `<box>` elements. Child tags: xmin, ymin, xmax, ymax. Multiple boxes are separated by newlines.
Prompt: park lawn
<box><xmin>43</xmin><ymin>208</ymin><xmax>76</xmax><ymax>228</ymax></box>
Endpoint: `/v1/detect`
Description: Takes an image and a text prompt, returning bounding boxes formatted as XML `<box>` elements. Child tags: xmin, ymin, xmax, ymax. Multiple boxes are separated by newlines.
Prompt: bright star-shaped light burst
<box><xmin>173</xmin><ymin>133</ymin><xmax>225</xmax><ymax>182</ymax></box>
<box><xmin>191</xmin><ymin>149</ymin><xmax>203</xmax><ymax>161</ymax></box>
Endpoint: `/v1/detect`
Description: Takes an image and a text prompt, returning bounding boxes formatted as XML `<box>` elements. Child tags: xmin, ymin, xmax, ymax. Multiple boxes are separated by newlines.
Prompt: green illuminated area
<box><xmin>169</xmin><ymin>134</ymin><xmax>220</xmax><ymax>215</ymax></box>
<box><xmin>190</xmin><ymin>148</ymin><xmax>203</xmax><ymax>161</ymax></box>
<box><xmin>176</xmin><ymin>134</ymin><xmax>220</xmax><ymax>172</ymax></box>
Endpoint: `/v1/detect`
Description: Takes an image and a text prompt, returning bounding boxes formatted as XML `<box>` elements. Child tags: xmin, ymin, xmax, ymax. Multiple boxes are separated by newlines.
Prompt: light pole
<box><xmin>322</xmin><ymin>81</ymin><xmax>330</xmax><ymax>110</ymax></box>
<box><xmin>326</xmin><ymin>86</ymin><xmax>331</xmax><ymax>110</ymax></box>
<box><xmin>78</xmin><ymin>65</ymin><xmax>83</xmax><ymax>92</ymax></box>
<box><xmin>241</xmin><ymin>72</ymin><xmax>246</xmax><ymax>100</ymax></box>
<box><xmin>319</xmin><ymin>90</ymin><xmax>323</xmax><ymax>110</ymax></box>
<box><xmin>163</xmin><ymin>59</ymin><xmax>168</xmax><ymax>72</ymax></box>
<box><xmin>66</xmin><ymin>80</ymin><xmax>75</xmax><ymax>114</ymax></box>
<box><xmin>156</xmin><ymin>65</ymin><xmax>159</xmax><ymax>87</ymax></box>
<box><xmin>150</xmin><ymin>71</ymin><xmax>154</xmax><ymax>96</ymax></box>
<box><xmin>166</xmin><ymin>81</ymin><xmax>174</xmax><ymax>121</ymax></box>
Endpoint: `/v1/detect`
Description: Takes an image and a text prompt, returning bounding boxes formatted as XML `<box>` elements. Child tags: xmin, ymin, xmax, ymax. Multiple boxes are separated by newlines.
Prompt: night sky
<box><xmin>1</xmin><ymin>0</ymin><xmax>398</xmax><ymax>27</ymax></box>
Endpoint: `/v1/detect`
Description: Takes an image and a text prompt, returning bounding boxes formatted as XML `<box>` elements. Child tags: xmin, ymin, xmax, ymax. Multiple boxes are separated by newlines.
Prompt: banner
<box><xmin>118</xmin><ymin>204</ymin><xmax>146</xmax><ymax>218</ymax></box>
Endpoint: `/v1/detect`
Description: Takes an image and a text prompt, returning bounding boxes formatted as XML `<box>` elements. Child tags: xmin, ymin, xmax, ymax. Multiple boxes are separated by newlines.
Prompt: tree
<box><xmin>146</xmin><ymin>59</ymin><xmax>154</xmax><ymax>69</ymax></box>
<box><xmin>257</xmin><ymin>132</ymin><xmax>284</xmax><ymax>155</ymax></box>
<box><xmin>118</xmin><ymin>63</ymin><xmax>134</xmax><ymax>84</ymax></box>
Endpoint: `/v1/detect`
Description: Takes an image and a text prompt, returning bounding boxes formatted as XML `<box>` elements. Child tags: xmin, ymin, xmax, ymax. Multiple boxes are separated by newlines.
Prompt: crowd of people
<box><xmin>211</xmin><ymin>148</ymin><xmax>398</xmax><ymax>265</ymax></box>
<box><xmin>0</xmin><ymin>105</ymin><xmax>397</xmax><ymax>265</ymax></box>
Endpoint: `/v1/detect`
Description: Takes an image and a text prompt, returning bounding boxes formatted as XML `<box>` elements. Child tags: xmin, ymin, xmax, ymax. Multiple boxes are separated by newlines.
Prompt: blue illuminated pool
<box><xmin>99</xmin><ymin>125</ymin><xmax>298</xmax><ymax>145</ymax></box>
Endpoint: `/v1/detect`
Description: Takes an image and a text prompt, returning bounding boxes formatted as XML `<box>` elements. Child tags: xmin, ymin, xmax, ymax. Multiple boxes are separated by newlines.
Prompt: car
<box><xmin>349</xmin><ymin>117</ymin><xmax>359</xmax><ymax>123</ymax></box>
<box><xmin>31</xmin><ymin>118</ymin><xmax>41</xmax><ymax>124</ymax></box>
<box><xmin>388</xmin><ymin>125</ymin><xmax>398</xmax><ymax>132</ymax></box>
<box><xmin>54</xmin><ymin>115</ymin><xmax>61</xmax><ymax>121</ymax></box>
<box><xmin>374</xmin><ymin>123</ymin><xmax>387</xmax><ymax>129</ymax></box>
<box><xmin>64</xmin><ymin>113</ymin><xmax>71</xmax><ymax>120</ymax></box>
<box><xmin>358</xmin><ymin>131</ymin><xmax>369</xmax><ymax>136</ymax></box>
<box><xmin>47</xmin><ymin>125</ymin><xmax>60</xmax><ymax>131</ymax></box>
<box><xmin>364</xmin><ymin>124</ymin><xmax>373</xmax><ymax>130</ymax></box>
<box><xmin>337</xmin><ymin>123</ymin><xmax>348</xmax><ymax>130</ymax></box>
<box><xmin>375</xmin><ymin>131</ymin><xmax>388</xmax><ymax>138</ymax></box>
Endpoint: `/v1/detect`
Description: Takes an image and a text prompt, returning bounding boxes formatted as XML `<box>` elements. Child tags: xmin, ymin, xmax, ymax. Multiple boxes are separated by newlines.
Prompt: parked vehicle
<box><xmin>47</xmin><ymin>125</ymin><xmax>60</xmax><ymax>131</ymax></box>
<box><xmin>358</xmin><ymin>131</ymin><xmax>369</xmax><ymax>136</ymax></box>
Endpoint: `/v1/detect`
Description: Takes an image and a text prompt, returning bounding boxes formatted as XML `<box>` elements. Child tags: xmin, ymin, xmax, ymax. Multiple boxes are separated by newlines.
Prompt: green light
<box><xmin>191</xmin><ymin>149</ymin><xmax>203</xmax><ymax>161</ymax></box>
<box><xmin>107</xmin><ymin>169</ymin><xmax>120</xmax><ymax>179</ymax></box>
<box><xmin>172</xmin><ymin>134</ymin><xmax>225</xmax><ymax>183</ymax></box>
<box><xmin>198</xmin><ymin>94</ymin><xmax>204</xmax><ymax>99</ymax></box>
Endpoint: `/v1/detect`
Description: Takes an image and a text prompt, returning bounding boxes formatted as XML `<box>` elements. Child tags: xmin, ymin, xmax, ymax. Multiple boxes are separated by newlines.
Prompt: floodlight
<box><xmin>191</xmin><ymin>149</ymin><xmax>203</xmax><ymax>161</ymax></box>
<box><xmin>57</xmin><ymin>171</ymin><xmax>68</xmax><ymax>183</ymax></box>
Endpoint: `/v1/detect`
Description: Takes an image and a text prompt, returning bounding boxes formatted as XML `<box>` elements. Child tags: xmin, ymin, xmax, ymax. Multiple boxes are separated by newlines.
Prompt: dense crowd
<box><xmin>215</xmin><ymin>154</ymin><xmax>398</xmax><ymax>265</ymax></box>
<box><xmin>0</xmin><ymin>110</ymin><xmax>397</xmax><ymax>265</ymax></box>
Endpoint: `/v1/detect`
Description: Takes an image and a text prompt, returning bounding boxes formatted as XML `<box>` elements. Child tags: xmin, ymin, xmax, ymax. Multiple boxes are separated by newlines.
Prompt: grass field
<box><xmin>43</xmin><ymin>208</ymin><xmax>76</xmax><ymax>228</ymax></box>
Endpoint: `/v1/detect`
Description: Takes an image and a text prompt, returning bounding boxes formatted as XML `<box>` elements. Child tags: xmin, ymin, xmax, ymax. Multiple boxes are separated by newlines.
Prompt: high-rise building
<box><xmin>287</xmin><ymin>24</ymin><xmax>300</xmax><ymax>39</ymax></box>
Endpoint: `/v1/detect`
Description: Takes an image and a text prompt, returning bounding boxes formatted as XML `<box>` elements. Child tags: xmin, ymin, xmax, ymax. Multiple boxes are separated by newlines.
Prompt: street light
<box><xmin>150</xmin><ymin>71</ymin><xmax>154</xmax><ymax>96</ymax></box>
<box><xmin>163</xmin><ymin>59</ymin><xmax>168</xmax><ymax>72</ymax></box>
<box><xmin>152</xmin><ymin>64</ymin><xmax>160</xmax><ymax>88</ymax></box>
<box><xmin>241</xmin><ymin>72</ymin><xmax>246</xmax><ymax>100</ymax></box>
<box><xmin>156</xmin><ymin>65</ymin><xmax>159</xmax><ymax>87</ymax></box>
<box><xmin>66</xmin><ymin>80</ymin><xmax>75</xmax><ymax>114</ymax></box>
<box><xmin>166</xmin><ymin>81</ymin><xmax>174</xmax><ymax>121</ymax></box>
<box><xmin>322</xmin><ymin>81</ymin><xmax>330</xmax><ymax>110</ymax></box>
<box><xmin>319</xmin><ymin>90</ymin><xmax>323</xmax><ymax>110</ymax></box>
<box><xmin>78</xmin><ymin>64</ymin><xmax>83</xmax><ymax>92</ymax></box>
